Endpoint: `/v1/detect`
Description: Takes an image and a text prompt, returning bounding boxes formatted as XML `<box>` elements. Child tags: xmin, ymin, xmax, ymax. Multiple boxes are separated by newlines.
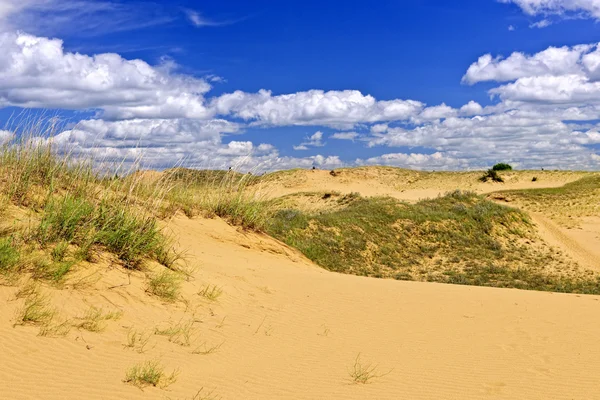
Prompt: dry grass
<box><xmin>124</xmin><ymin>360</ymin><xmax>178</xmax><ymax>389</ymax></box>
<box><xmin>124</xmin><ymin>329</ymin><xmax>153</xmax><ymax>353</ymax></box>
<box><xmin>74</xmin><ymin>306</ymin><xmax>123</xmax><ymax>332</ymax></box>
<box><xmin>147</xmin><ymin>270</ymin><xmax>182</xmax><ymax>301</ymax></box>
<box><xmin>154</xmin><ymin>320</ymin><xmax>196</xmax><ymax>347</ymax></box>
<box><xmin>197</xmin><ymin>284</ymin><xmax>223</xmax><ymax>301</ymax></box>
<box><xmin>348</xmin><ymin>353</ymin><xmax>391</xmax><ymax>384</ymax></box>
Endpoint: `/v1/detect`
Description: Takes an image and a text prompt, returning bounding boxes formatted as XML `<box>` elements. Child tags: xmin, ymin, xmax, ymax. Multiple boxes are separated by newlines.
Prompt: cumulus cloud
<box><xmin>462</xmin><ymin>44</ymin><xmax>594</xmax><ymax>84</ymax></box>
<box><xmin>500</xmin><ymin>0</ymin><xmax>600</xmax><ymax>20</ymax></box>
<box><xmin>0</xmin><ymin>32</ymin><xmax>213</xmax><ymax>119</ymax></box>
<box><xmin>211</xmin><ymin>89</ymin><xmax>424</xmax><ymax>128</ymax></box>
<box><xmin>293</xmin><ymin>131</ymin><xmax>325</xmax><ymax>150</ymax></box>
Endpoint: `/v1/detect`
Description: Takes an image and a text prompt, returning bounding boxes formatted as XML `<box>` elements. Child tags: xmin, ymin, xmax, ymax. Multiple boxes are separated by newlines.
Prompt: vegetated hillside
<box><xmin>490</xmin><ymin>175</ymin><xmax>600</xmax><ymax>227</ymax></box>
<box><xmin>267</xmin><ymin>191</ymin><xmax>600</xmax><ymax>294</ymax></box>
<box><xmin>0</xmin><ymin>138</ymin><xmax>188</xmax><ymax>294</ymax></box>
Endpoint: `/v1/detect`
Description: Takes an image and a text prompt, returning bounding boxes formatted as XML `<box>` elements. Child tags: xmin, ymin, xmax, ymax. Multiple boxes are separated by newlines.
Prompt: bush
<box><xmin>479</xmin><ymin>169</ymin><xmax>504</xmax><ymax>183</ymax></box>
<box><xmin>492</xmin><ymin>163</ymin><xmax>512</xmax><ymax>171</ymax></box>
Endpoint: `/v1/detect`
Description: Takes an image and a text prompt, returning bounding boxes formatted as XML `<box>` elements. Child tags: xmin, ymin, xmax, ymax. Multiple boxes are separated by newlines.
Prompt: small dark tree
<box><xmin>479</xmin><ymin>169</ymin><xmax>504</xmax><ymax>183</ymax></box>
<box><xmin>492</xmin><ymin>163</ymin><xmax>512</xmax><ymax>171</ymax></box>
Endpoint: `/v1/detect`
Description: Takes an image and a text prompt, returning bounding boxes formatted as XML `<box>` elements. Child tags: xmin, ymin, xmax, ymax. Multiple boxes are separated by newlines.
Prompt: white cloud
<box><xmin>530</xmin><ymin>19</ymin><xmax>553</xmax><ymax>28</ymax></box>
<box><xmin>462</xmin><ymin>44</ymin><xmax>594</xmax><ymax>84</ymax></box>
<box><xmin>331</xmin><ymin>131</ymin><xmax>360</xmax><ymax>140</ymax></box>
<box><xmin>500</xmin><ymin>0</ymin><xmax>600</xmax><ymax>20</ymax></box>
<box><xmin>459</xmin><ymin>101</ymin><xmax>484</xmax><ymax>116</ymax></box>
<box><xmin>211</xmin><ymin>89</ymin><xmax>424</xmax><ymax>128</ymax></box>
<box><xmin>293</xmin><ymin>131</ymin><xmax>325</xmax><ymax>150</ymax></box>
<box><xmin>184</xmin><ymin>9</ymin><xmax>234</xmax><ymax>27</ymax></box>
<box><xmin>417</xmin><ymin>103</ymin><xmax>457</xmax><ymax>121</ymax></box>
<box><xmin>357</xmin><ymin>152</ymin><xmax>469</xmax><ymax>170</ymax></box>
<box><xmin>0</xmin><ymin>0</ymin><xmax>172</xmax><ymax>36</ymax></box>
<box><xmin>0</xmin><ymin>32</ymin><xmax>213</xmax><ymax>119</ymax></box>
<box><xmin>508</xmin><ymin>24</ymin><xmax>516</xmax><ymax>30</ymax></box>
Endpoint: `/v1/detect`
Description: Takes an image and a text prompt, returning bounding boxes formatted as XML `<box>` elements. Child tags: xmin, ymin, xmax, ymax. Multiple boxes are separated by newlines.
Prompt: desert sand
<box><xmin>2</xmin><ymin>168</ymin><xmax>600</xmax><ymax>399</ymax></box>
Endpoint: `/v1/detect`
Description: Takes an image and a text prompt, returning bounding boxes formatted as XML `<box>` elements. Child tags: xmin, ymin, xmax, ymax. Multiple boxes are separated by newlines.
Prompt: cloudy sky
<box><xmin>1</xmin><ymin>0</ymin><xmax>600</xmax><ymax>171</ymax></box>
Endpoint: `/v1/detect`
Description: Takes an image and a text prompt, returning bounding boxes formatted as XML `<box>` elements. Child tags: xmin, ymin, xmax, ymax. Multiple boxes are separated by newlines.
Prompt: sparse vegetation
<box><xmin>74</xmin><ymin>306</ymin><xmax>122</xmax><ymax>332</ymax></box>
<box><xmin>124</xmin><ymin>329</ymin><xmax>152</xmax><ymax>353</ymax></box>
<box><xmin>480</xmin><ymin>169</ymin><xmax>504</xmax><ymax>183</ymax></box>
<box><xmin>14</xmin><ymin>292</ymin><xmax>55</xmax><ymax>326</ymax></box>
<box><xmin>124</xmin><ymin>360</ymin><xmax>178</xmax><ymax>389</ymax></box>
<box><xmin>267</xmin><ymin>190</ymin><xmax>600</xmax><ymax>294</ymax></box>
<box><xmin>154</xmin><ymin>320</ymin><xmax>195</xmax><ymax>347</ymax></box>
<box><xmin>197</xmin><ymin>284</ymin><xmax>223</xmax><ymax>301</ymax></box>
<box><xmin>147</xmin><ymin>270</ymin><xmax>182</xmax><ymax>301</ymax></box>
<box><xmin>348</xmin><ymin>353</ymin><xmax>391</xmax><ymax>384</ymax></box>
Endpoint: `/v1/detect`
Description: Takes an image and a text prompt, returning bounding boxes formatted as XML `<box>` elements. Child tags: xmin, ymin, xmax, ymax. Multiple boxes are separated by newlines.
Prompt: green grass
<box><xmin>267</xmin><ymin>190</ymin><xmax>600</xmax><ymax>294</ymax></box>
<box><xmin>14</xmin><ymin>292</ymin><xmax>55</xmax><ymax>326</ymax></box>
<box><xmin>0</xmin><ymin>237</ymin><xmax>20</xmax><ymax>273</ymax></box>
<box><xmin>124</xmin><ymin>360</ymin><xmax>178</xmax><ymax>389</ymax></box>
<box><xmin>197</xmin><ymin>284</ymin><xmax>223</xmax><ymax>301</ymax></box>
<box><xmin>74</xmin><ymin>306</ymin><xmax>123</xmax><ymax>332</ymax></box>
<box><xmin>147</xmin><ymin>270</ymin><xmax>182</xmax><ymax>301</ymax></box>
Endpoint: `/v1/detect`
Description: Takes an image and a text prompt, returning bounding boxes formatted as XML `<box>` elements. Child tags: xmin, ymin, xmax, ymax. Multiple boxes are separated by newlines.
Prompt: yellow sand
<box><xmin>2</xmin><ymin>168</ymin><xmax>600</xmax><ymax>399</ymax></box>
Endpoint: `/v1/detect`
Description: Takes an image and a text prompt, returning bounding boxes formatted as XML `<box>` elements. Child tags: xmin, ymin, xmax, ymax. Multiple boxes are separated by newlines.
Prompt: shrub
<box><xmin>479</xmin><ymin>169</ymin><xmax>504</xmax><ymax>183</ymax></box>
<box><xmin>492</xmin><ymin>163</ymin><xmax>512</xmax><ymax>171</ymax></box>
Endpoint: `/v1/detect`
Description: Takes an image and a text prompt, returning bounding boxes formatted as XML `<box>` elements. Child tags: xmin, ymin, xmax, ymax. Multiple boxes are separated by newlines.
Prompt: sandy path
<box><xmin>4</xmin><ymin>216</ymin><xmax>599</xmax><ymax>399</ymax></box>
<box><xmin>530</xmin><ymin>213</ymin><xmax>600</xmax><ymax>271</ymax></box>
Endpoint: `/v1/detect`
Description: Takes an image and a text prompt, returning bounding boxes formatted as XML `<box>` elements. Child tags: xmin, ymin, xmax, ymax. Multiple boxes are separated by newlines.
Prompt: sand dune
<box><xmin>3</xmin><ymin>214</ymin><xmax>600</xmax><ymax>399</ymax></box>
<box><xmin>259</xmin><ymin>168</ymin><xmax>592</xmax><ymax>202</ymax></box>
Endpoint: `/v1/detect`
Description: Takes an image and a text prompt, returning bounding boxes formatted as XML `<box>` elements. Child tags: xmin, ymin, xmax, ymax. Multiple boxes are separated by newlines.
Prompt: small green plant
<box><xmin>147</xmin><ymin>270</ymin><xmax>182</xmax><ymax>301</ymax></box>
<box><xmin>51</xmin><ymin>241</ymin><xmax>69</xmax><ymax>261</ymax></box>
<box><xmin>192</xmin><ymin>341</ymin><xmax>224</xmax><ymax>355</ymax></box>
<box><xmin>124</xmin><ymin>329</ymin><xmax>152</xmax><ymax>353</ymax></box>
<box><xmin>348</xmin><ymin>353</ymin><xmax>391</xmax><ymax>384</ymax></box>
<box><xmin>124</xmin><ymin>360</ymin><xmax>178</xmax><ymax>389</ymax></box>
<box><xmin>154</xmin><ymin>320</ymin><xmax>195</xmax><ymax>347</ymax></box>
<box><xmin>39</xmin><ymin>318</ymin><xmax>71</xmax><ymax>337</ymax></box>
<box><xmin>492</xmin><ymin>163</ymin><xmax>512</xmax><ymax>171</ymax></box>
<box><xmin>0</xmin><ymin>237</ymin><xmax>20</xmax><ymax>272</ymax></box>
<box><xmin>479</xmin><ymin>169</ymin><xmax>504</xmax><ymax>183</ymax></box>
<box><xmin>197</xmin><ymin>284</ymin><xmax>223</xmax><ymax>301</ymax></box>
<box><xmin>74</xmin><ymin>306</ymin><xmax>123</xmax><ymax>332</ymax></box>
<box><xmin>14</xmin><ymin>292</ymin><xmax>55</xmax><ymax>326</ymax></box>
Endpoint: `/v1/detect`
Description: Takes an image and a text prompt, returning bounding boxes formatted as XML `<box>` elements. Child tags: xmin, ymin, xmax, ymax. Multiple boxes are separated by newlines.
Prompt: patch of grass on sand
<box><xmin>197</xmin><ymin>284</ymin><xmax>223</xmax><ymax>301</ymax></box>
<box><xmin>348</xmin><ymin>353</ymin><xmax>391</xmax><ymax>384</ymax></box>
<box><xmin>147</xmin><ymin>270</ymin><xmax>182</xmax><ymax>301</ymax></box>
<box><xmin>267</xmin><ymin>190</ymin><xmax>600</xmax><ymax>294</ymax></box>
<box><xmin>494</xmin><ymin>175</ymin><xmax>600</xmax><ymax>226</ymax></box>
<box><xmin>124</xmin><ymin>360</ymin><xmax>178</xmax><ymax>389</ymax></box>
<box><xmin>74</xmin><ymin>306</ymin><xmax>123</xmax><ymax>332</ymax></box>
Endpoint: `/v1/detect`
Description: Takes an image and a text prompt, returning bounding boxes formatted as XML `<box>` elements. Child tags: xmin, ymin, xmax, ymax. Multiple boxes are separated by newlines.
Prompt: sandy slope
<box><xmin>3</xmin><ymin>215</ymin><xmax>600</xmax><ymax>399</ymax></box>
<box><xmin>259</xmin><ymin>168</ymin><xmax>591</xmax><ymax>202</ymax></box>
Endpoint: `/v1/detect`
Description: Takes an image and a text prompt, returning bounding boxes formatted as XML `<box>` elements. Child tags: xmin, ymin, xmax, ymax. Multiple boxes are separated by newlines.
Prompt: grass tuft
<box><xmin>197</xmin><ymin>284</ymin><xmax>223</xmax><ymax>301</ymax></box>
<box><xmin>74</xmin><ymin>306</ymin><xmax>123</xmax><ymax>332</ymax></box>
<box><xmin>14</xmin><ymin>292</ymin><xmax>55</xmax><ymax>326</ymax></box>
<box><xmin>147</xmin><ymin>270</ymin><xmax>182</xmax><ymax>301</ymax></box>
<box><xmin>348</xmin><ymin>353</ymin><xmax>391</xmax><ymax>384</ymax></box>
<box><xmin>124</xmin><ymin>360</ymin><xmax>178</xmax><ymax>389</ymax></box>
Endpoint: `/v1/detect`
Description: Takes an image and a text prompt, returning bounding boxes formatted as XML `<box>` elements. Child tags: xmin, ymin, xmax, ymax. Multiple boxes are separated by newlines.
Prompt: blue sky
<box><xmin>0</xmin><ymin>0</ymin><xmax>600</xmax><ymax>171</ymax></box>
